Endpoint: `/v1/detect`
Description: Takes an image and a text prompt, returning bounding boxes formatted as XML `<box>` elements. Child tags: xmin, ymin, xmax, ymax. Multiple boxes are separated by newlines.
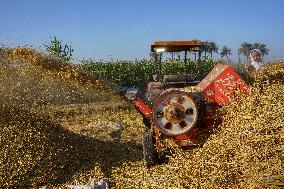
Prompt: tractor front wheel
<box><xmin>142</xmin><ymin>129</ymin><xmax>158</xmax><ymax>167</ymax></box>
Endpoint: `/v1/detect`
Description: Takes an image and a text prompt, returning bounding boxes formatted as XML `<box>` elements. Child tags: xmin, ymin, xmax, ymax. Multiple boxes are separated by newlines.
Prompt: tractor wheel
<box><xmin>142</xmin><ymin>129</ymin><xmax>158</xmax><ymax>167</ymax></box>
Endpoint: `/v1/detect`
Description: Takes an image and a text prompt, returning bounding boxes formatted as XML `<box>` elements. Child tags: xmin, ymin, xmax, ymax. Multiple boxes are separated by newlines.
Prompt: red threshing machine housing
<box><xmin>134</xmin><ymin>41</ymin><xmax>249</xmax><ymax>167</ymax></box>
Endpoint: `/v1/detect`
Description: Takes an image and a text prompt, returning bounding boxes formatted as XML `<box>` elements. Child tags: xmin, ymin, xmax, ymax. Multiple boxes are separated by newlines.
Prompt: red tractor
<box><xmin>134</xmin><ymin>41</ymin><xmax>249</xmax><ymax>167</ymax></box>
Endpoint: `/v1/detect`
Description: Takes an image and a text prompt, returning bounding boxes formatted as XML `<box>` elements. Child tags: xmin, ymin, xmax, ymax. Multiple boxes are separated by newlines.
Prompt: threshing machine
<box><xmin>134</xmin><ymin>41</ymin><xmax>249</xmax><ymax>167</ymax></box>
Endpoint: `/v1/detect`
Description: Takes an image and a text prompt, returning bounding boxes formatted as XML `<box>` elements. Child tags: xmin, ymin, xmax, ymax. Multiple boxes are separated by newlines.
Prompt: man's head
<box><xmin>250</xmin><ymin>49</ymin><xmax>262</xmax><ymax>63</ymax></box>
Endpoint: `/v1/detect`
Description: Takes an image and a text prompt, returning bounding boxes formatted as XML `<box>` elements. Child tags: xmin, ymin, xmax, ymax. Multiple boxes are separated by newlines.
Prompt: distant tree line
<box><xmin>42</xmin><ymin>36</ymin><xmax>269</xmax><ymax>63</ymax></box>
<box><xmin>191</xmin><ymin>40</ymin><xmax>269</xmax><ymax>61</ymax></box>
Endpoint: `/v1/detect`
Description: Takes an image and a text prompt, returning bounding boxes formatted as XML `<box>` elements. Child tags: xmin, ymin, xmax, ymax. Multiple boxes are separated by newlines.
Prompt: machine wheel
<box><xmin>142</xmin><ymin>129</ymin><xmax>158</xmax><ymax>167</ymax></box>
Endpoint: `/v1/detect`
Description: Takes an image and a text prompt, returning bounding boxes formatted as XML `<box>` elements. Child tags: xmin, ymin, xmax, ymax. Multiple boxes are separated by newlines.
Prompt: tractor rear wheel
<box><xmin>142</xmin><ymin>129</ymin><xmax>158</xmax><ymax>167</ymax></box>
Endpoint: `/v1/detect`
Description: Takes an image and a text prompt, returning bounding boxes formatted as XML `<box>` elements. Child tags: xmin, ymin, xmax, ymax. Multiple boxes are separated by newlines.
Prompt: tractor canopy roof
<box><xmin>151</xmin><ymin>40</ymin><xmax>202</xmax><ymax>53</ymax></box>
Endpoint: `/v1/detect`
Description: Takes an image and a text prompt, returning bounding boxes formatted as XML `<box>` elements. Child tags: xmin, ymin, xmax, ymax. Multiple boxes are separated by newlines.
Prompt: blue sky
<box><xmin>1</xmin><ymin>0</ymin><xmax>284</xmax><ymax>62</ymax></box>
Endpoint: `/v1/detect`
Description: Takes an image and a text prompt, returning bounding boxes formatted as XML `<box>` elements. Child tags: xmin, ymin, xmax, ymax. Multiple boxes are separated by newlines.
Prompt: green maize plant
<box><xmin>80</xmin><ymin>58</ymin><xmax>218</xmax><ymax>88</ymax></box>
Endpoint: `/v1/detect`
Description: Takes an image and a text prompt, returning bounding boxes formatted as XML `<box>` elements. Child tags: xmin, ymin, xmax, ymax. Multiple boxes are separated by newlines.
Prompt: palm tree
<box><xmin>207</xmin><ymin>41</ymin><xmax>218</xmax><ymax>58</ymax></box>
<box><xmin>213</xmin><ymin>43</ymin><xmax>219</xmax><ymax>56</ymax></box>
<box><xmin>220</xmin><ymin>46</ymin><xmax>232</xmax><ymax>60</ymax></box>
<box><xmin>238</xmin><ymin>42</ymin><xmax>252</xmax><ymax>60</ymax></box>
<box><xmin>201</xmin><ymin>41</ymin><xmax>209</xmax><ymax>57</ymax></box>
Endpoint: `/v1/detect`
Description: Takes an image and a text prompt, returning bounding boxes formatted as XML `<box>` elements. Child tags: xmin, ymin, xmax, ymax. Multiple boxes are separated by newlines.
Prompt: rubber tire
<box><xmin>142</xmin><ymin>129</ymin><xmax>158</xmax><ymax>167</ymax></box>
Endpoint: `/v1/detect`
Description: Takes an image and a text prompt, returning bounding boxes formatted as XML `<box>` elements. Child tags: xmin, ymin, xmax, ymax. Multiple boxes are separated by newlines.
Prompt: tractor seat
<box><xmin>163</xmin><ymin>74</ymin><xmax>194</xmax><ymax>83</ymax></box>
<box><xmin>163</xmin><ymin>74</ymin><xmax>199</xmax><ymax>88</ymax></box>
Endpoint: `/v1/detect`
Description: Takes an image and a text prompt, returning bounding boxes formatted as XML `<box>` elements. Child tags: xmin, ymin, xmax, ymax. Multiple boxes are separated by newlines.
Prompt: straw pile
<box><xmin>0</xmin><ymin>47</ymin><xmax>115</xmax><ymax>108</ymax></box>
<box><xmin>0</xmin><ymin>104</ymin><xmax>85</xmax><ymax>187</ymax></box>
<box><xmin>0</xmin><ymin>103</ymin><xmax>143</xmax><ymax>188</ymax></box>
<box><xmin>0</xmin><ymin>47</ymin><xmax>139</xmax><ymax>188</ymax></box>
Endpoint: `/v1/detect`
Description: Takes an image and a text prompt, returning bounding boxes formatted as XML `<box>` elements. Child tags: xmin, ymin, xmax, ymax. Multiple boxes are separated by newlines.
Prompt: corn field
<box><xmin>81</xmin><ymin>58</ymin><xmax>217</xmax><ymax>88</ymax></box>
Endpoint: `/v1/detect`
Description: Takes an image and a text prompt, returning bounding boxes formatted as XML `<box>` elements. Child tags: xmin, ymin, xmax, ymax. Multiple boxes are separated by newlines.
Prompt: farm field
<box><xmin>0</xmin><ymin>47</ymin><xmax>283</xmax><ymax>188</ymax></box>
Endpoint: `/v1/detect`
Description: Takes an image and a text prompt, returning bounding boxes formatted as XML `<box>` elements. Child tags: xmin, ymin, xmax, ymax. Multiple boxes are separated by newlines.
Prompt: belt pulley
<box><xmin>152</xmin><ymin>90</ymin><xmax>198</xmax><ymax>136</ymax></box>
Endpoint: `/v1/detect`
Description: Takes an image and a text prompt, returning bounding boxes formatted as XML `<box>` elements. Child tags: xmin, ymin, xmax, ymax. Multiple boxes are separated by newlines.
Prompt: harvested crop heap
<box><xmin>0</xmin><ymin>103</ymin><xmax>143</xmax><ymax>188</ymax></box>
<box><xmin>0</xmin><ymin>47</ymin><xmax>113</xmax><ymax>108</ymax></box>
<box><xmin>0</xmin><ymin>47</ymin><xmax>138</xmax><ymax>188</ymax></box>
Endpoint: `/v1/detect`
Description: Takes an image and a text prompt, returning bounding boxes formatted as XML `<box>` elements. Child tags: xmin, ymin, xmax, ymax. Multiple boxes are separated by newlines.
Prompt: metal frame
<box><xmin>151</xmin><ymin>41</ymin><xmax>202</xmax><ymax>82</ymax></box>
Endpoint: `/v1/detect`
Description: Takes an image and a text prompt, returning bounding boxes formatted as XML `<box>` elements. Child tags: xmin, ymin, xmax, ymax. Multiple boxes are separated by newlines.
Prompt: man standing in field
<box><xmin>245</xmin><ymin>49</ymin><xmax>263</xmax><ymax>78</ymax></box>
<box><xmin>250</xmin><ymin>49</ymin><xmax>263</xmax><ymax>71</ymax></box>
